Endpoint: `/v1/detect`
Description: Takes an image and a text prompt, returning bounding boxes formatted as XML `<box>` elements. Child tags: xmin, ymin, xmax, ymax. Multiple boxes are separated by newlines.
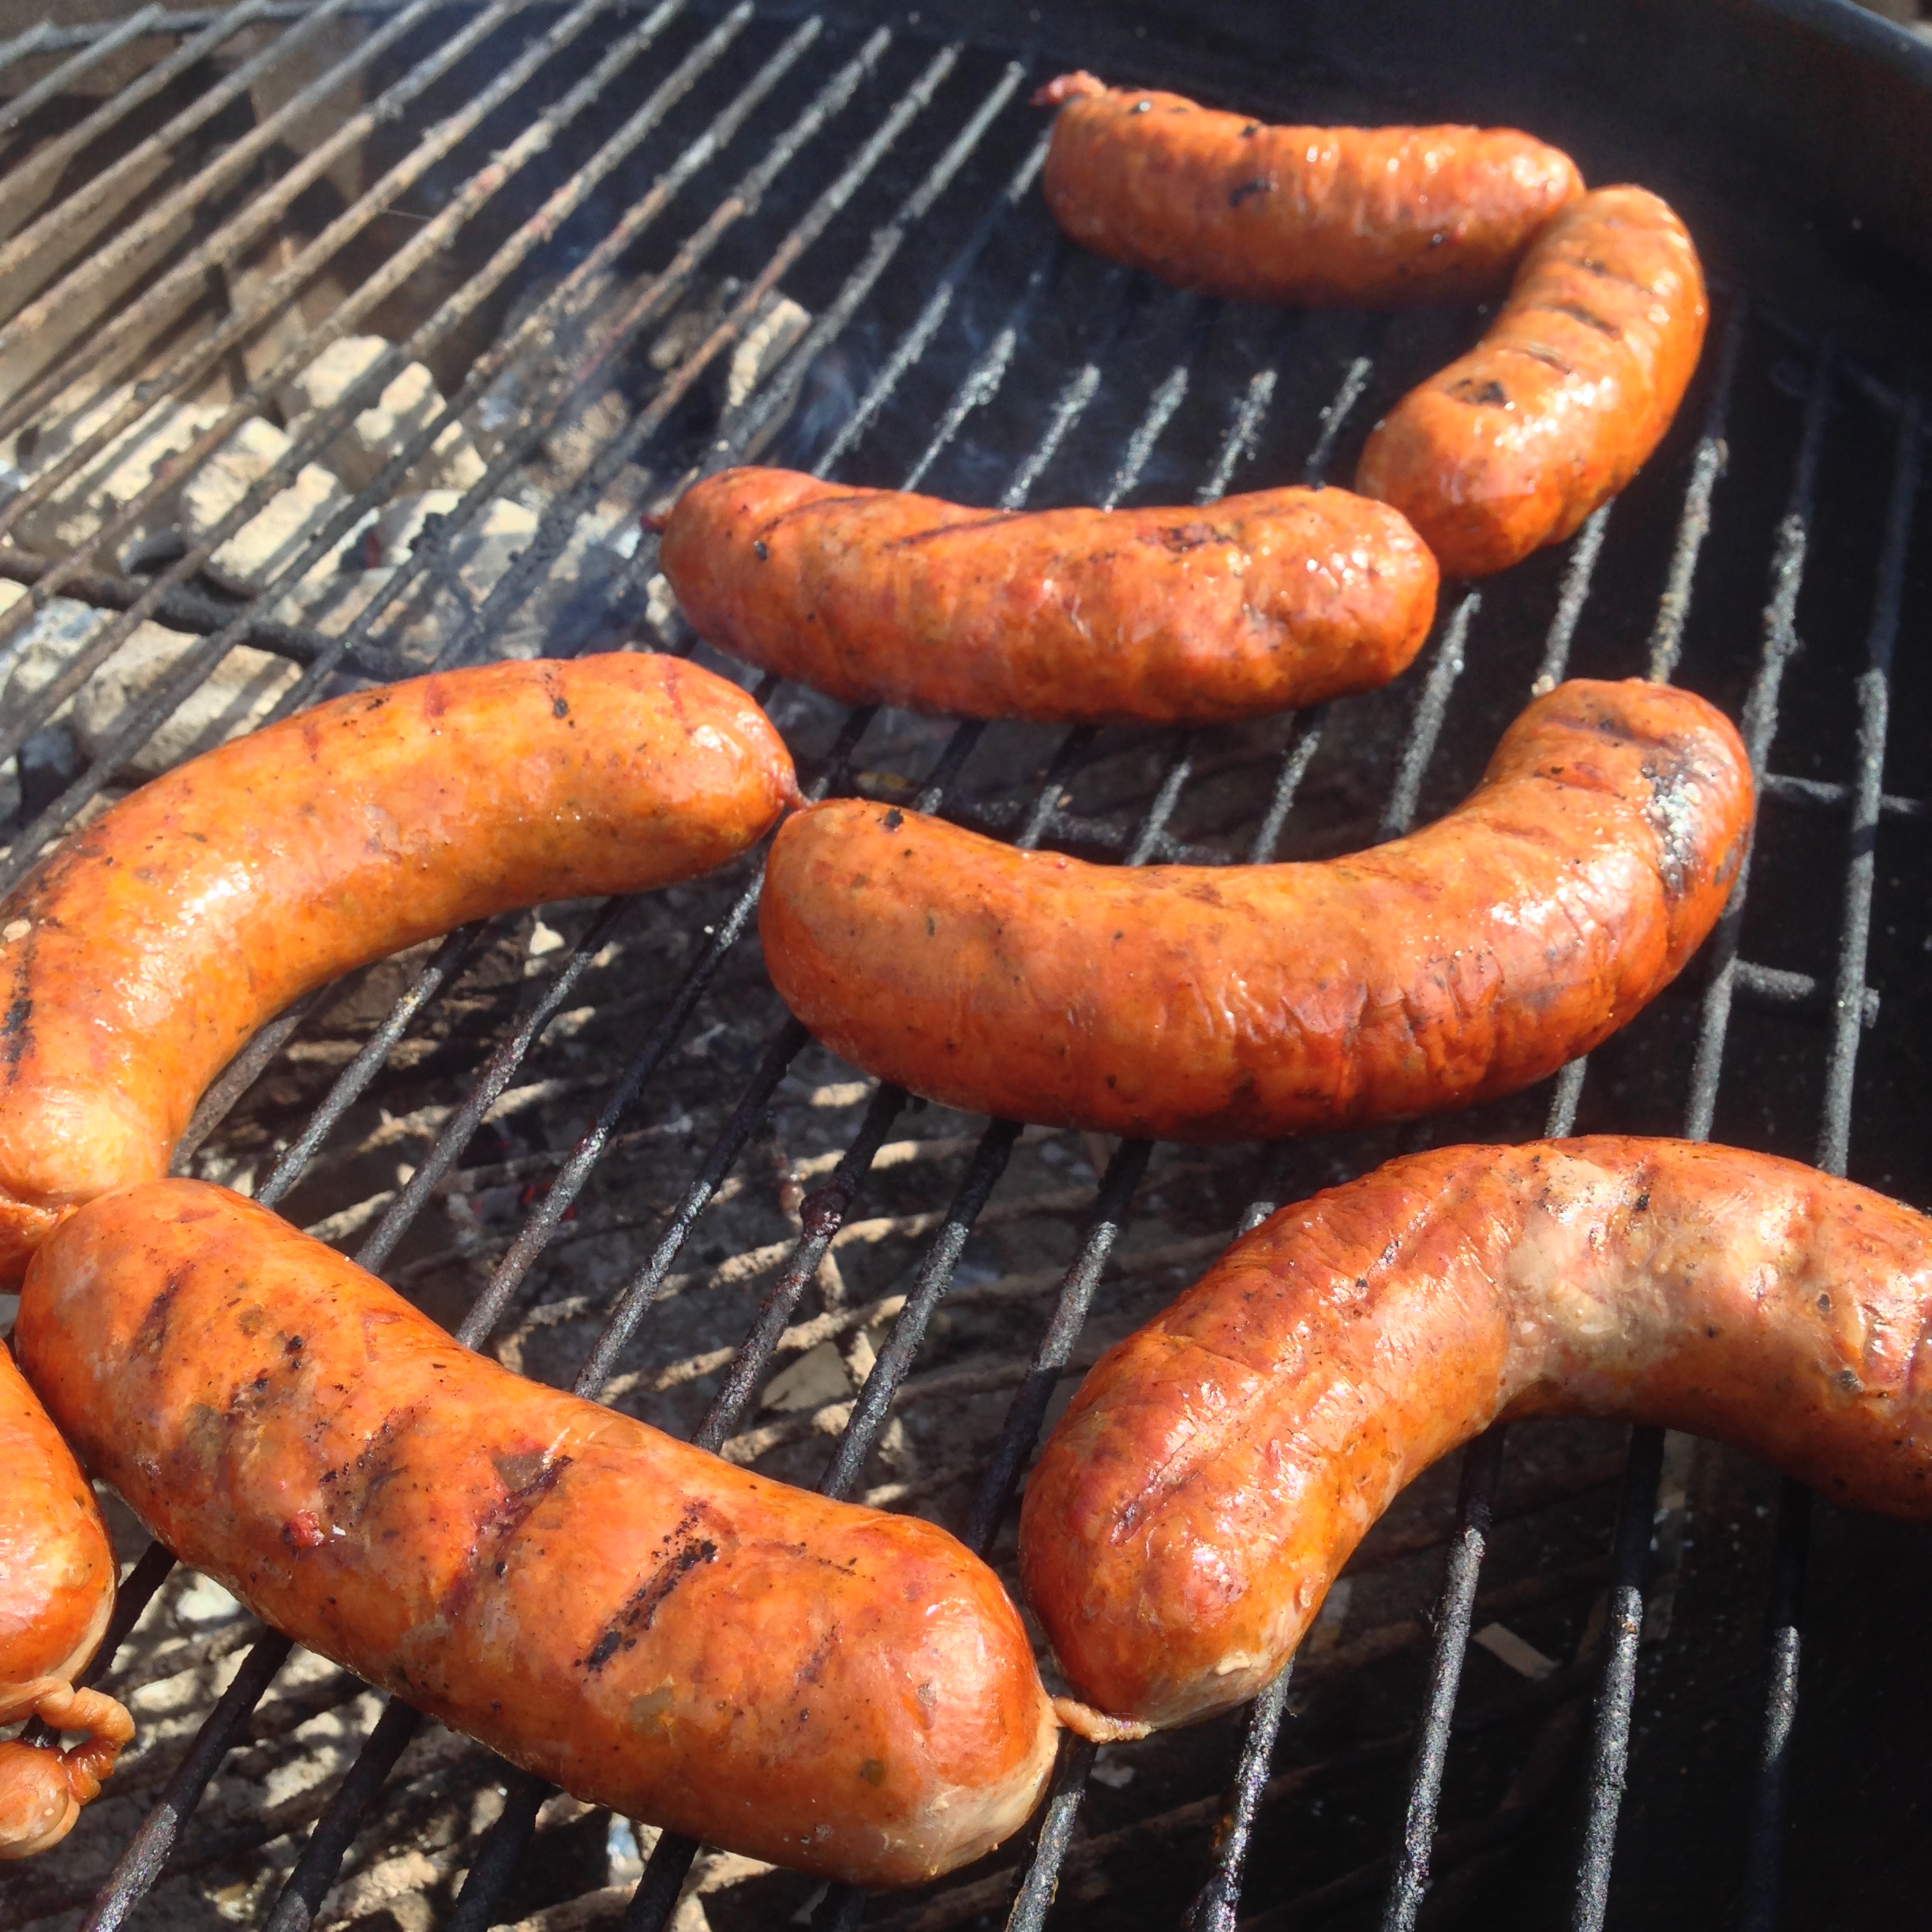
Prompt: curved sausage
<box><xmin>758</xmin><ymin>678</ymin><xmax>1751</xmax><ymax>1141</ymax></box>
<box><xmin>1035</xmin><ymin>72</ymin><xmax>1583</xmax><ymax>308</ymax></box>
<box><xmin>659</xmin><ymin>467</ymin><xmax>1440</xmax><ymax>726</ymax></box>
<box><xmin>1</xmin><ymin>1339</ymin><xmax>131</xmax><ymax>1859</ymax></box>
<box><xmin>0</xmin><ymin>653</ymin><xmax>797</xmax><ymax>1283</ymax></box>
<box><xmin>17</xmin><ymin>1181</ymin><xmax>1059</xmax><ymax>1887</ymax></box>
<box><xmin>1354</xmin><ymin>187</ymin><xmax>1708</xmax><ymax>578</ymax></box>
<box><xmin>1019</xmin><ymin>1138</ymin><xmax>1932</xmax><ymax>1730</ymax></box>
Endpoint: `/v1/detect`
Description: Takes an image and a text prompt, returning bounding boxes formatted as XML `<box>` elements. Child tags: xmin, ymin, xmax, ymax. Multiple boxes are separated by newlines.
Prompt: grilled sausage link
<box><xmin>1035</xmin><ymin>72</ymin><xmax>1583</xmax><ymax>308</ymax></box>
<box><xmin>1</xmin><ymin>1339</ymin><xmax>131</xmax><ymax>1859</ymax></box>
<box><xmin>0</xmin><ymin>653</ymin><xmax>797</xmax><ymax>1283</ymax></box>
<box><xmin>659</xmin><ymin>468</ymin><xmax>1440</xmax><ymax>726</ymax></box>
<box><xmin>1355</xmin><ymin>186</ymin><xmax>1709</xmax><ymax>578</ymax></box>
<box><xmin>760</xmin><ymin>679</ymin><xmax>1751</xmax><ymax>1141</ymax></box>
<box><xmin>17</xmin><ymin>1181</ymin><xmax>1060</xmax><ymax>1887</ymax></box>
<box><xmin>1020</xmin><ymin>1138</ymin><xmax>1932</xmax><ymax>1730</ymax></box>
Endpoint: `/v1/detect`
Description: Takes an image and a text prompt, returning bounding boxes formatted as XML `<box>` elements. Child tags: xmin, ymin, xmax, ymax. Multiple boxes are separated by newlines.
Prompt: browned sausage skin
<box><xmin>1035</xmin><ymin>72</ymin><xmax>1584</xmax><ymax>308</ymax></box>
<box><xmin>0</xmin><ymin>1339</ymin><xmax>131</xmax><ymax>1859</ymax></box>
<box><xmin>18</xmin><ymin>1181</ymin><xmax>1059</xmax><ymax>1886</ymax></box>
<box><xmin>659</xmin><ymin>468</ymin><xmax>1440</xmax><ymax>726</ymax></box>
<box><xmin>1355</xmin><ymin>186</ymin><xmax>1709</xmax><ymax>578</ymax></box>
<box><xmin>1020</xmin><ymin>1139</ymin><xmax>1932</xmax><ymax>1732</ymax></box>
<box><xmin>0</xmin><ymin>653</ymin><xmax>797</xmax><ymax>1282</ymax></box>
<box><xmin>759</xmin><ymin>679</ymin><xmax>1751</xmax><ymax>1140</ymax></box>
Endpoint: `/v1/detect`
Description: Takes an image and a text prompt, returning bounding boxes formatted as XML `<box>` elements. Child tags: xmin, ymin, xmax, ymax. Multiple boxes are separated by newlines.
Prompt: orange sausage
<box><xmin>1020</xmin><ymin>1139</ymin><xmax>1932</xmax><ymax>1731</ymax></box>
<box><xmin>758</xmin><ymin>679</ymin><xmax>1751</xmax><ymax>1141</ymax></box>
<box><xmin>17</xmin><ymin>1181</ymin><xmax>1058</xmax><ymax>1886</ymax></box>
<box><xmin>1355</xmin><ymin>187</ymin><xmax>1709</xmax><ymax>578</ymax></box>
<box><xmin>0</xmin><ymin>653</ymin><xmax>797</xmax><ymax>1283</ymax></box>
<box><xmin>1035</xmin><ymin>72</ymin><xmax>1583</xmax><ymax>308</ymax></box>
<box><xmin>0</xmin><ymin>1339</ymin><xmax>131</xmax><ymax>1858</ymax></box>
<box><xmin>660</xmin><ymin>468</ymin><xmax>1439</xmax><ymax>725</ymax></box>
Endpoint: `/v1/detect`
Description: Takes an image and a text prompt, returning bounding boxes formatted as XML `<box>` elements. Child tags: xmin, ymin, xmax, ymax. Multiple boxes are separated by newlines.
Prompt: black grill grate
<box><xmin>0</xmin><ymin>5</ymin><xmax>1926</xmax><ymax>1930</ymax></box>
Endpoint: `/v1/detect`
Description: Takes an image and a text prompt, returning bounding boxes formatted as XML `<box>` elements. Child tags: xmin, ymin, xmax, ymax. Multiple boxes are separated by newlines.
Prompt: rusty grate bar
<box><xmin>0</xmin><ymin>0</ymin><xmax>553</xmax><ymax>525</ymax></box>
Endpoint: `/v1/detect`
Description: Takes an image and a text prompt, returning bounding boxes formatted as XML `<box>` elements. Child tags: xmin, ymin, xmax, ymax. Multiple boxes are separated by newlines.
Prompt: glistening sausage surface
<box><xmin>1355</xmin><ymin>187</ymin><xmax>1709</xmax><ymax>578</ymax></box>
<box><xmin>0</xmin><ymin>653</ymin><xmax>796</xmax><ymax>1282</ymax></box>
<box><xmin>17</xmin><ymin>1182</ymin><xmax>1060</xmax><ymax>1887</ymax></box>
<box><xmin>1035</xmin><ymin>72</ymin><xmax>1583</xmax><ymax>308</ymax></box>
<box><xmin>1019</xmin><ymin>1139</ymin><xmax>1932</xmax><ymax>1730</ymax></box>
<box><xmin>759</xmin><ymin>679</ymin><xmax>1751</xmax><ymax>1141</ymax></box>
<box><xmin>0</xmin><ymin>1340</ymin><xmax>131</xmax><ymax>1859</ymax></box>
<box><xmin>659</xmin><ymin>468</ymin><xmax>1439</xmax><ymax>726</ymax></box>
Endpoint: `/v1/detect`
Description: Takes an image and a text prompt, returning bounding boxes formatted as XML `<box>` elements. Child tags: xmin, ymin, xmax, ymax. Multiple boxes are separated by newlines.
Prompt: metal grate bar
<box><xmin>1301</xmin><ymin>346</ymin><xmax>1376</xmax><ymax>488</ymax></box>
<box><xmin>0</xmin><ymin>0</ymin><xmax>553</xmax><ymax>529</ymax></box>
<box><xmin>0</xmin><ymin>5</ymin><xmax>170</xmax><ymax>144</ymax></box>
<box><xmin>1565</xmin><ymin>328</ymin><xmax>1836</xmax><ymax>1932</ymax></box>
<box><xmin>232</xmin><ymin>2</ymin><xmax>837</xmax><ymax>716</ymax></box>
<box><xmin>80</xmin><ymin>1630</ymin><xmax>298</xmax><ymax>1932</ymax></box>
<box><xmin>421</xmin><ymin>35</ymin><xmax>978</xmax><ymax>676</ymax></box>
<box><xmin>0</xmin><ymin>0</ymin><xmax>687</xmax><ymax>807</ymax></box>
<box><xmin>1376</xmin><ymin>1428</ymin><xmax>1509</xmax><ymax>1932</ymax></box>
<box><xmin>1647</xmin><ymin>305</ymin><xmax>1747</xmax><ymax>683</ymax></box>
<box><xmin>1735</xmin><ymin>384</ymin><xmax>1920</xmax><ymax>1931</ymax></box>
<box><xmin>899</xmin><ymin>241</ymin><xmax>1070</xmax><ymax>494</ymax></box>
<box><xmin>1380</xmin><ymin>591</ymin><xmax>1478</xmax><ymax>839</ymax></box>
<box><xmin>697</xmin><ymin>58</ymin><xmax>1035</xmax><ymax>477</ymax></box>
<box><xmin>0</xmin><ymin>0</ymin><xmax>389</xmax><ymax>330</ymax></box>
<box><xmin>616</xmin><ymin>278</ymin><xmax>1260</xmax><ymax>1932</ymax></box>
<box><xmin>809</xmin><ymin>133</ymin><xmax>1051</xmax><ymax>483</ymax></box>
<box><xmin>0</xmin><ymin>0</ymin><xmax>516</xmax><ymax>448</ymax></box>
<box><xmin>1533</xmin><ymin>503</ymin><xmax>1613</xmax><ymax>691</ymax></box>
<box><xmin>1166</xmin><ymin>489</ymin><xmax>1627</xmax><ymax>1932</ymax></box>
<box><xmin>1681</xmin><ymin>337</ymin><xmax>1834</xmax><ymax>1146</ymax></box>
<box><xmin>588</xmin><ymin>264</ymin><xmax>1172</xmax><ymax>1932</ymax></box>
<box><xmin>0</xmin><ymin>0</ymin><xmax>327</xmax><ymax>283</ymax></box>
<box><xmin>1569</xmin><ymin>1425</ymin><xmax>1667</xmax><ymax>1932</ymax></box>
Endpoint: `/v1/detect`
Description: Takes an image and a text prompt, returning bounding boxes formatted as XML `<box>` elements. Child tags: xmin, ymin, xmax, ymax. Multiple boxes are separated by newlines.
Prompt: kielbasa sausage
<box><xmin>758</xmin><ymin>679</ymin><xmax>1752</xmax><ymax>1141</ymax></box>
<box><xmin>1355</xmin><ymin>186</ymin><xmax>1709</xmax><ymax>578</ymax></box>
<box><xmin>1</xmin><ymin>1338</ymin><xmax>130</xmax><ymax>1858</ymax></box>
<box><xmin>17</xmin><ymin>1181</ymin><xmax>1058</xmax><ymax>1886</ymax></box>
<box><xmin>1020</xmin><ymin>1138</ymin><xmax>1932</xmax><ymax>1729</ymax></box>
<box><xmin>659</xmin><ymin>467</ymin><xmax>1439</xmax><ymax>726</ymax></box>
<box><xmin>0</xmin><ymin>653</ymin><xmax>797</xmax><ymax>1282</ymax></box>
<box><xmin>1035</xmin><ymin>72</ymin><xmax>1584</xmax><ymax>308</ymax></box>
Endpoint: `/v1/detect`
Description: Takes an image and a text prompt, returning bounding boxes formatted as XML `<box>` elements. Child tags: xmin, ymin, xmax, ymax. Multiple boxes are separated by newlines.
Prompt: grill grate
<box><xmin>0</xmin><ymin>6</ymin><xmax>1926</xmax><ymax>1930</ymax></box>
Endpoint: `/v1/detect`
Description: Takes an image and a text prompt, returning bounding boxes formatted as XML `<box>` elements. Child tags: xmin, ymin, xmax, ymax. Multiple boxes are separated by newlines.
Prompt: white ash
<box><xmin>73</xmin><ymin>623</ymin><xmax>300</xmax><ymax>781</ymax></box>
<box><xmin>278</xmin><ymin>335</ymin><xmax>485</xmax><ymax>496</ymax></box>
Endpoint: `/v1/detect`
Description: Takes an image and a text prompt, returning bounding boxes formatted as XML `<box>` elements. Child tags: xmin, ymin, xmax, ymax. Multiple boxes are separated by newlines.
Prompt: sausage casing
<box><xmin>0</xmin><ymin>1340</ymin><xmax>131</xmax><ymax>1858</ymax></box>
<box><xmin>1020</xmin><ymin>1139</ymin><xmax>1932</xmax><ymax>1729</ymax></box>
<box><xmin>759</xmin><ymin>679</ymin><xmax>1751</xmax><ymax>1140</ymax></box>
<box><xmin>659</xmin><ymin>468</ymin><xmax>1439</xmax><ymax>726</ymax></box>
<box><xmin>1355</xmin><ymin>187</ymin><xmax>1709</xmax><ymax>578</ymax></box>
<box><xmin>1035</xmin><ymin>72</ymin><xmax>1583</xmax><ymax>308</ymax></box>
<box><xmin>17</xmin><ymin>1182</ymin><xmax>1058</xmax><ymax>1886</ymax></box>
<box><xmin>0</xmin><ymin>653</ymin><xmax>796</xmax><ymax>1282</ymax></box>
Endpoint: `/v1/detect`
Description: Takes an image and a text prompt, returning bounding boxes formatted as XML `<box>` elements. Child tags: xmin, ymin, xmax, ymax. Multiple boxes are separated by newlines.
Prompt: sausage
<box><xmin>1019</xmin><ymin>1138</ymin><xmax>1932</xmax><ymax>1731</ymax></box>
<box><xmin>16</xmin><ymin>1181</ymin><xmax>1059</xmax><ymax>1886</ymax></box>
<box><xmin>0</xmin><ymin>653</ymin><xmax>797</xmax><ymax>1283</ymax></box>
<box><xmin>659</xmin><ymin>467</ymin><xmax>1440</xmax><ymax>726</ymax></box>
<box><xmin>1354</xmin><ymin>187</ymin><xmax>1709</xmax><ymax>578</ymax></box>
<box><xmin>1</xmin><ymin>1339</ymin><xmax>131</xmax><ymax>1858</ymax></box>
<box><xmin>758</xmin><ymin>678</ymin><xmax>1752</xmax><ymax>1141</ymax></box>
<box><xmin>1034</xmin><ymin>72</ymin><xmax>1584</xmax><ymax>308</ymax></box>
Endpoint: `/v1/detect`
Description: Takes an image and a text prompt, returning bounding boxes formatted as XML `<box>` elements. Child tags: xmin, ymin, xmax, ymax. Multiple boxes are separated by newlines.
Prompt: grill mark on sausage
<box><xmin>1543</xmin><ymin>298</ymin><xmax>1624</xmax><ymax>339</ymax></box>
<box><xmin>583</xmin><ymin>1502</ymin><xmax>723</xmax><ymax>1672</ymax></box>
<box><xmin>442</xmin><ymin>1446</ymin><xmax>575</xmax><ymax>1622</ymax></box>
<box><xmin>132</xmin><ymin>1266</ymin><xmax>189</xmax><ymax>1362</ymax></box>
